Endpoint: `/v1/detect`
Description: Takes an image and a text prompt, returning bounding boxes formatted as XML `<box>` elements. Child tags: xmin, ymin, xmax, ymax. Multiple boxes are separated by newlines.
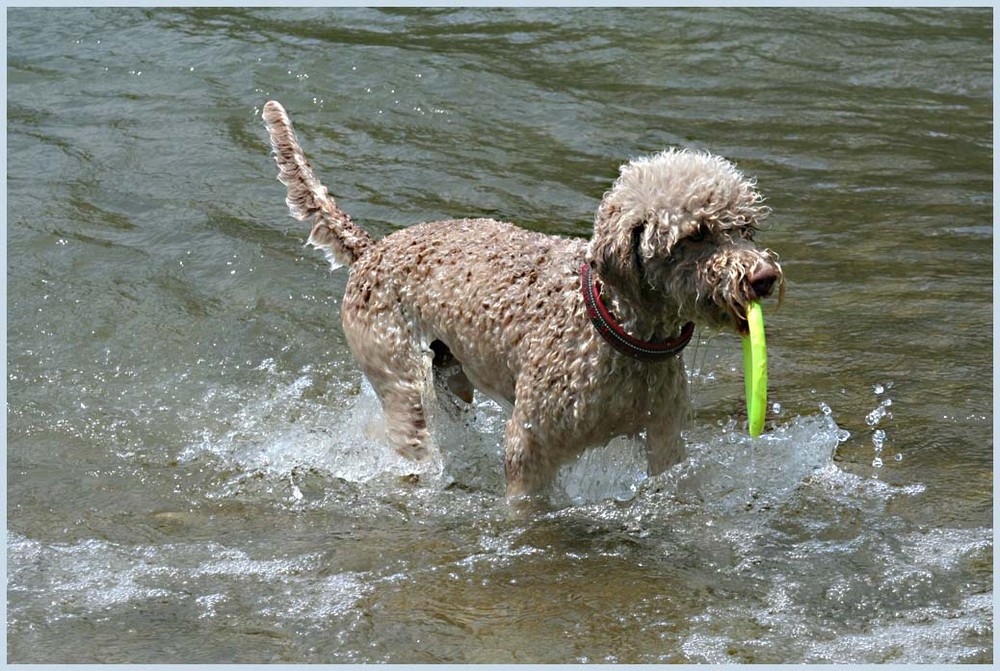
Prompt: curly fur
<box><xmin>262</xmin><ymin>101</ymin><xmax>372</xmax><ymax>267</ymax></box>
<box><xmin>263</xmin><ymin>101</ymin><xmax>784</xmax><ymax>498</ymax></box>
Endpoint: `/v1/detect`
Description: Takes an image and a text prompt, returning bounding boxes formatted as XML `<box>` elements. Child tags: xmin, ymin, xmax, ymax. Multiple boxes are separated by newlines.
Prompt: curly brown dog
<box><xmin>263</xmin><ymin>100</ymin><xmax>784</xmax><ymax>498</ymax></box>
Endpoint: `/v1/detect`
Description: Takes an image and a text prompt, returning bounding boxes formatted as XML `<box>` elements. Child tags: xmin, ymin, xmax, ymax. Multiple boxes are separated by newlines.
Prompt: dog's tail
<box><xmin>262</xmin><ymin>100</ymin><xmax>373</xmax><ymax>268</ymax></box>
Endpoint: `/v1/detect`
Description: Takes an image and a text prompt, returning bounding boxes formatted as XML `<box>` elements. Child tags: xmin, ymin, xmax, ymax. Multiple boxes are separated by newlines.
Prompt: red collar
<box><xmin>580</xmin><ymin>262</ymin><xmax>694</xmax><ymax>362</ymax></box>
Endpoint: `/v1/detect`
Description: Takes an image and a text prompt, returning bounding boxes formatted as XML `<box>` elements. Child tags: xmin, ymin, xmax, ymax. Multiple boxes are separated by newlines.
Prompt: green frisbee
<box><xmin>742</xmin><ymin>301</ymin><xmax>767</xmax><ymax>437</ymax></box>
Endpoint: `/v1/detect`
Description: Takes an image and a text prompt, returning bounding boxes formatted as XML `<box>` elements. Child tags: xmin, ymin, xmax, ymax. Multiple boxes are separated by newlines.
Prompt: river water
<box><xmin>6</xmin><ymin>7</ymin><xmax>993</xmax><ymax>664</ymax></box>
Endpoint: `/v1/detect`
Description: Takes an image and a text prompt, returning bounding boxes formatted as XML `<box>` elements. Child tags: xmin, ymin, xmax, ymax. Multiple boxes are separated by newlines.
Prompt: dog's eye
<box><xmin>689</xmin><ymin>226</ymin><xmax>707</xmax><ymax>243</ymax></box>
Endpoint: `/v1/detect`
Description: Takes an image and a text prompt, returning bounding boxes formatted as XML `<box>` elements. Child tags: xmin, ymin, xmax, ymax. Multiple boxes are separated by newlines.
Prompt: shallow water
<box><xmin>6</xmin><ymin>7</ymin><xmax>993</xmax><ymax>664</ymax></box>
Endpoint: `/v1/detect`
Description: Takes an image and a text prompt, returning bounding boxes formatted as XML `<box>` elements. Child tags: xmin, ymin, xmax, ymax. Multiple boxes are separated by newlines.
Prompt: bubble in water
<box><xmin>289</xmin><ymin>475</ymin><xmax>304</xmax><ymax>501</ymax></box>
<box><xmin>872</xmin><ymin>428</ymin><xmax>886</xmax><ymax>451</ymax></box>
<box><xmin>819</xmin><ymin>402</ymin><xmax>832</xmax><ymax>416</ymax></box>
<box><xmin>865</xmin><ymin>400</ymin><xmax>893</xmax><ymax>426</ymax></box>
<box><xmin>771</xmin><ymin>402</ymin><xmax>782</xmax><ymax>415</ymax></box>
<box><xmin>871</xmin><ymin>427</ymin><xmax>886</xmax><ymax>470</ymax></box>
<box><xmin>836</xmin><ymin>429</ymin><xmax>851</xmax><ymax>443</ymax></box>
<box><xmin>874</xmin><ymin>380</ymin><xmax>895</xmax><ymax>394</ymax></box>
<box><xmin>865</xmin><ymin>406</ymin><xmax>883</xmax><ymax>426</ymax></box>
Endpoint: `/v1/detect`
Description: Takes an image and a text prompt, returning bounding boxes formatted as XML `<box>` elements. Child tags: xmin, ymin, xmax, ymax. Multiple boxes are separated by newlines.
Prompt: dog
<box><xmin>263</xmin><ymin>100</ymin><xmax>783</xmax><ymax>498</ymax></box>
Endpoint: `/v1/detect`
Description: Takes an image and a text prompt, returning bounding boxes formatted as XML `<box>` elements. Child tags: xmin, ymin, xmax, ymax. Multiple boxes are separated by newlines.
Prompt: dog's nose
<box><xmin>748</xmin><ymin>264</ymin><xmax>779</xmax><ymax>299</ymax></box>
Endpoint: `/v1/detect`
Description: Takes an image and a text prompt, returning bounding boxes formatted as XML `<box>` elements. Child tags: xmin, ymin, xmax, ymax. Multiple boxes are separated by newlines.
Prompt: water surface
<box><xmin>7</xmin><ymin>7</ymin><xmax>992</xmax><ymax>664</ymax></box>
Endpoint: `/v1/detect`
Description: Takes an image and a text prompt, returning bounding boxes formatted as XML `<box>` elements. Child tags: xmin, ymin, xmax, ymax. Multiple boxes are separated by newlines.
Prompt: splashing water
<box><xmin>865</xmin><ymin>381</ymin><xmax>895</xmax><ymax>472</ymax></box>
<box><xmin>179</xmin><ymin>359</ymin><xmax>852</xmax><ymax>511</ymax></box>
<box><xmin>178</xmin><ymin>372</ymin><xmax>449</xmax><ymax>497</ymax></box>
<box><xmin>19</xmin><ymin>363</ymin><xmax>987</xmax><ymax>665</ymax></box>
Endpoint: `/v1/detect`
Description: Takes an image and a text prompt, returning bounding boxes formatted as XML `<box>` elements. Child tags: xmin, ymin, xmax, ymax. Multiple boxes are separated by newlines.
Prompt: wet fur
<box><xmin>263</xmin><ymin>100</ymin><xmax>784</xmax><ymax>498</ymax></box>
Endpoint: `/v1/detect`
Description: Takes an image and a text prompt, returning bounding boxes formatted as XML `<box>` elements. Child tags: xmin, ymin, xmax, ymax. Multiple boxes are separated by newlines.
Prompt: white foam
<box><xmin>179</xmin><ymin>375</ymin><xmax>447</xmax><ymax>490</ymax></box>
<box><xmin>181</xmin><ymin>362</ymin><xmax>861</xmax><ymax>510</ymax></box>
<box><xmin>802</xmin><ymin>592</ymin><xmax>993</xmax><ymax>664</ymax></box>
<box><xmin>643</xmin><ymin>413</ymin><xmax>841</xmax><ymax>513</ymax></box>
<box><xmin>7</xmin><ymin>534</ymin><xmax>173</xmax><ymax>624</ymax></box>
<box><xmin>7</xmin><ymin>531</ymin><xmax>372</xmax><ymax>630</ymax></box>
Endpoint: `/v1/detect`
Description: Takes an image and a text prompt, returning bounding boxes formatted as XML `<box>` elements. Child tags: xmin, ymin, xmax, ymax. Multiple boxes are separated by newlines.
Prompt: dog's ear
<box><xmin>587</xmin><ymin>201</ymin><xmax>636</xmax><ymax>293</ymax></box>
<box><xmin>587</xmin><ymin>200</ymin><xmax>677</xmax><ymax>295</ymax></box>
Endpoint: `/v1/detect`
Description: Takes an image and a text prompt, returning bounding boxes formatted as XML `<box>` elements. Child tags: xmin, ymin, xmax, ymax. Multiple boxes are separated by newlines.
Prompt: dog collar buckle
<box><xmin>580</xmin><ymin>262</ymin><xmax>694</xmax><ymax>362</ymax></box>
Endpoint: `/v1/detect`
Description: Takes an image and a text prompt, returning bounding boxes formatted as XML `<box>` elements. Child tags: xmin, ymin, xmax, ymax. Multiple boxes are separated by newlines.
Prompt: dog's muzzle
<box><xmin>747</xmin><ymin>263</ymin><xmax>780</xmax><ymax>301</ymax></box>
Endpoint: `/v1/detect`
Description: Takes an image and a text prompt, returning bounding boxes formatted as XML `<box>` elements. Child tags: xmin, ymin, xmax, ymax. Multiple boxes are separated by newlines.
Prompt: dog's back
<box><xmin>341</xmin><ymin>217</ymin><xmax>586</xmax><ymax>407</ymax></box>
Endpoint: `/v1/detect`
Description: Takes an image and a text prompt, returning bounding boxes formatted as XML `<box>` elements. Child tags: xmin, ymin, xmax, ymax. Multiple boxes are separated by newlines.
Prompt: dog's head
<box><xmin>586</xmin><ymin>149</ymin><xmax>784</xmax><ymax>334</ymax></box>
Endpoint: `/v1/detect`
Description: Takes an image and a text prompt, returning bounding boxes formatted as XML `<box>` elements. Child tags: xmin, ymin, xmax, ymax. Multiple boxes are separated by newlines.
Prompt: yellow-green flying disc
<box><xmin>742</xmin><ymin>301</ymin><xmax>767</xmax><ymax>437</ymax></box>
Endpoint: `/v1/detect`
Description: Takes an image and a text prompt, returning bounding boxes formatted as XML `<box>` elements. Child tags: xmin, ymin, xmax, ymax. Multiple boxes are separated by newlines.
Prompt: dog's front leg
<box><xmin>644</xmin><ymin>369</ymin><xmax>691</xmax><ymax>476</ymax></box>
<box><xmin>502</xmin><ymin>408</ymin><xmax>561</xmax><ymax>498</ymax></box>
<box><xmin>645</xmin><ymin>416</ymin><xmax>687</xmax><ymax>476</ymax></box>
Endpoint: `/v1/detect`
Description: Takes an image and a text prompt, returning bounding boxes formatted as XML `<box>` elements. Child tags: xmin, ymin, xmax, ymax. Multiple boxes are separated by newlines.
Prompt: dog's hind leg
<box><xmin>340</xmin><ymin>303</ymin><xmax>435</xmax><ymax>462</ymax></box>
<box><xmin>378</xmin><ymin>376</ymin><xmax>433</xmax><ymax>463</ymax></box>
<box><xmin>356</xmin><ymin>345</ymin><xmax>434</xmax><ymax>463</ymax></box>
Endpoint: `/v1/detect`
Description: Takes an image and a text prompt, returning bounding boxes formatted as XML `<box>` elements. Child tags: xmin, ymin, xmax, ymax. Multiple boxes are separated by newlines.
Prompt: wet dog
<box><xmin>263</xmin><ymin>100</ymin><xmax>783</xmax><ymax>497</ymax></box>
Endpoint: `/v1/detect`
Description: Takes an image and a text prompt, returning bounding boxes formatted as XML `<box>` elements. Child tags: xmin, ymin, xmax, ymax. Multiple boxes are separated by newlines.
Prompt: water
<box><xmin>6</xmin><ymin>7</ymin><xmax>992</xmax><ymax>664</ymax></box>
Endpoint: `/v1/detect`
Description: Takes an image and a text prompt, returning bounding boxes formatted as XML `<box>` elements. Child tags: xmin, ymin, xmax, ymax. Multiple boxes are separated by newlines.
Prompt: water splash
<box><xmin>866</xmin><ymin>399</ymin><xmax>893</xmax><ymax>426</ymax></box>
<box><xmin>7</xmin><ymin>531</ymin><xmax>373</xmax><ymax>637</ymax></box>
<box><xmin>556</xmin><ymin>435</ymin><xmax>648</xmax><ymax>505</ymax></box>
<box><xmin>181</xmin><ymin>360</ymin><xmax>853</xmax><ymax>511</ymax></box>
<box><xmin>178</xmin><ymin>372</ymin><xmax>447</xmax><ymax>496</ymax></box>
<box><xmin>647</xmin><ymin>413</ymin><xmax>841</xmax><ymax>513</ymax></box>
<box><xmin>865</xmin><ymin>382</ymin><xmax>895</xmax><ymax>473</ymax></box>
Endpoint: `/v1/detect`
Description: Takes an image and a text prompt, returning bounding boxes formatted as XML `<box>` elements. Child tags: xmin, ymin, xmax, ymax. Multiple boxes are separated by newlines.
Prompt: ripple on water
<box><xmin>7</xmin><ymin>531</ymin><xmax>374</xmax><ymax>639</ymax></box>
<box><xmin>165</xmin><ymin>366</ymin><xmax>991</xmax><ymax>665</ymax></box>
<box><xmin>11</xmin><ymin>385</ymin><xmax>992</xmax><ymax>664</ymax></box>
